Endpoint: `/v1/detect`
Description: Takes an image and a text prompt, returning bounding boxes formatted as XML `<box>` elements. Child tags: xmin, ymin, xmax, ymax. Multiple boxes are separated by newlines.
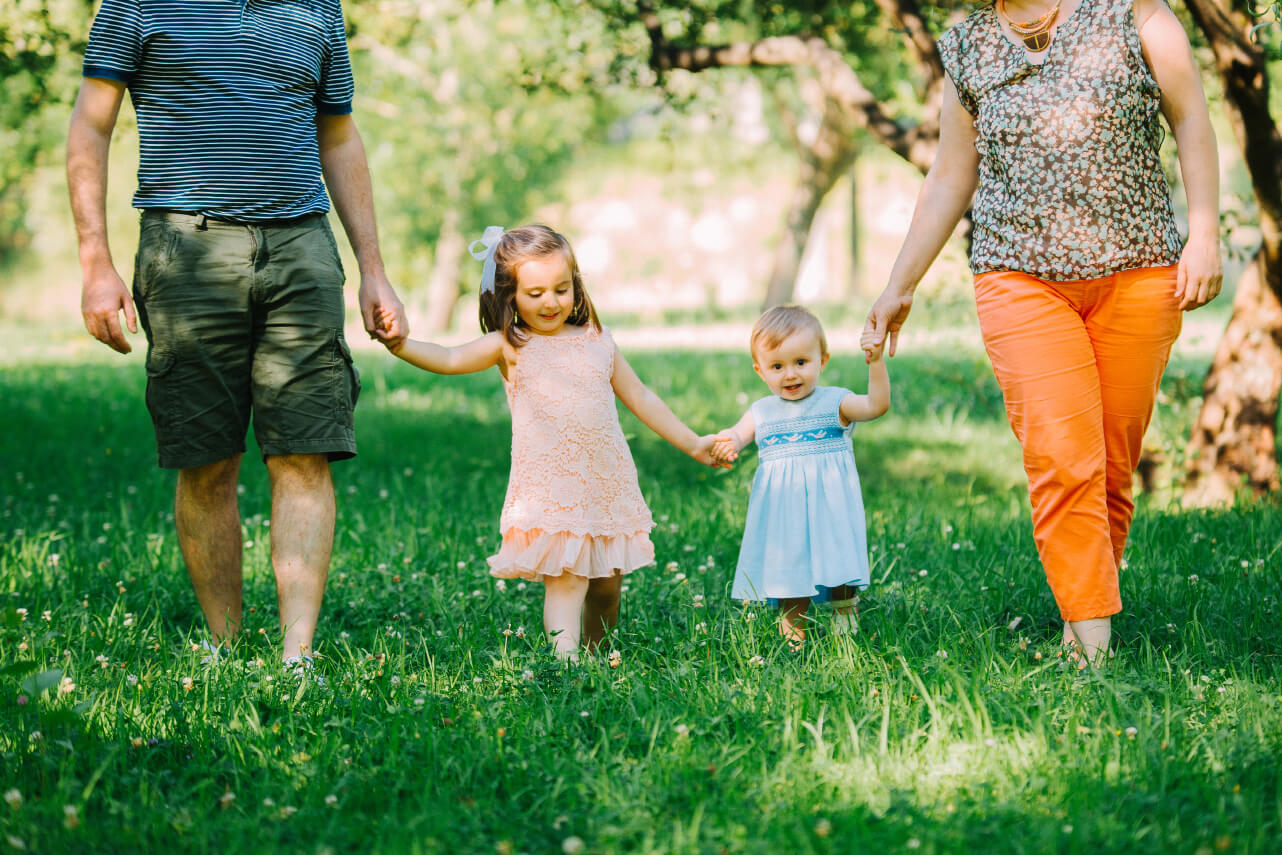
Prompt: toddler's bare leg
<box><xmin>830</xmin><ymin>585</ymin><xmax>859</xmax><ymax>635</ymax></box>
<box><xmin>778</xmin><ymin>597</ymin><xmax>810</xmax><ymax>647</ymax></box>
<box><xmin>583</xmin><ymin>572</ymin><xmax>622</xmax><ymax>652</ymax></box>
<box><xmin>542</xmin><ymin>573</ymin><xmax>589</xmax><ymax>660</ymax></box>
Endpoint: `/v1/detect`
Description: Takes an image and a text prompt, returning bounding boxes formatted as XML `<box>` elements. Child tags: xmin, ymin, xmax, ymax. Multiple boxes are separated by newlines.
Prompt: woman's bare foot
<box><xmin>1063</xmin><ymin>617</ymin><xmax>1112</xmax><ymax>670</ymax></box>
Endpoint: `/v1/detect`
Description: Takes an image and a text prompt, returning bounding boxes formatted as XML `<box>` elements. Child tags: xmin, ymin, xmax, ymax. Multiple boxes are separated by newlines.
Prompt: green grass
<box><xmin>1</xmin><ymin>343</ymin><xmax>1280</xmax><ymax>854</ymax></box>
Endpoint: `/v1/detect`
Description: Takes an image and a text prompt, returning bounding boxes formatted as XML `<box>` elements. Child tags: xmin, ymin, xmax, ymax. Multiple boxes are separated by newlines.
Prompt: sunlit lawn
<box><xmin>1</xmin><ymin>333</ymin><xmax>1279</xmax><ymax>854</ymax></box>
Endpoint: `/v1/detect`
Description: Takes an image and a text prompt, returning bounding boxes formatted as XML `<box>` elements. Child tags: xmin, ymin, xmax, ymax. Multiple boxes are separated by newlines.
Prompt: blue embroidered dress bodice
<box><xmin>731</xmin><ymin>386</ymin><xmax>869</xmax><ymax>603</ymax></box>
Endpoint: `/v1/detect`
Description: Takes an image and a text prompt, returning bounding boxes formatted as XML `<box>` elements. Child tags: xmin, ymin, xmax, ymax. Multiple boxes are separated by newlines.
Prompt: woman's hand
<box><xmin>1176</xmin><ymin>237</ymin><xmax>1222</xmax><ymax>311</ymax></box>
<box><xmin>862</xmin><ymin>292</ymin><xmax>915</xmax><ymax>359</ymax></box>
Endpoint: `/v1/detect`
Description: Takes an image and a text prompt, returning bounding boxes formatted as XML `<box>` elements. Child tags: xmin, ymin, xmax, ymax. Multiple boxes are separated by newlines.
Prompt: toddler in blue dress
<box><xmin>712</xmin><ymin>305</ymin><xmax>890</xmax><ymax>647</ymax></box>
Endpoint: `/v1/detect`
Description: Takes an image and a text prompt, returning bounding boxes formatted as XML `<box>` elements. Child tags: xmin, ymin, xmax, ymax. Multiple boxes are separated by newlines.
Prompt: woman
<box><xmin>863</xmin><ymin>0</ymin><xmax>1222</xmax><ymax>665</ymax></box>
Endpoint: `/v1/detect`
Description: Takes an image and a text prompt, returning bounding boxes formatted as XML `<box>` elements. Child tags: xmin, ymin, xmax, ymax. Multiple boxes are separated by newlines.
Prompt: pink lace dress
<box><xmin>487</xmin><ymin>325</ymin><xmax>655</xmax><ymax>580</ymax></box>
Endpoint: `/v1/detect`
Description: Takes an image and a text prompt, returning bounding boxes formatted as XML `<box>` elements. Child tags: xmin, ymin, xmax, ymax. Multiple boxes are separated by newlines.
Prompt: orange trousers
<box><xmin>973</xmin><ymin>265</ymin><xmax>1182</xmax><ymax>621</ymax></box>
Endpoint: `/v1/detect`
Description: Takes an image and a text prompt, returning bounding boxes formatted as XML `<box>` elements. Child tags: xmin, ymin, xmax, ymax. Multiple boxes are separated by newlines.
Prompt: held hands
<box><xmin>691</xmin><ymin>434</ymin><xmax>733</xmax><ymax>469</ymax></box>
<box><xmin>710</xmin><ymin>431</ymin><xmax>740</xmax><ymax>466</ymax></box>
<box><xmin>859</xmin><ymin>328</ymin><xmax>885</xmax><ymax>365</ymax></box>
<box><xmin>862</xmin><ymin>292</ymin><xmax>915</xmax><ymax>361</ymax></box>
<box><xmin>373</xmin><ymin>306</ymin><xmax>406</xmax><ymax>354</ymax></box>
<box><xmin>359</xmin><ymin>273</ymin><xmax>408</xmax><ymax>350</ymax></box>
<box><xmin>1176</xmin><ymin>237</ymin><xmax>1222</xmax><ymax>311</ymax></box>
<box><xmin>81</xmin><ymin>264</ymin><xmax>137</xmax><ymax>354</ymax></box>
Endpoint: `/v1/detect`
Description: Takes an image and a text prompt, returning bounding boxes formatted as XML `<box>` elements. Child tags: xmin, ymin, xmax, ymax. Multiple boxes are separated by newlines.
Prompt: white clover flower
<box><xmin>515</xmin><ymin>627</ymin><xmax>526</xmax><ymax>639</ymax></box>
<box><xmin>495</xmin><ymin>579</ymin><xmax>507</xmax><ymax>592</ymax></box>
<box><xmin>521</xmin><ymin>669</ymin><xmax>534</xmax><ymax>681</ymax></box>
<box><xmin>220</xmin><ymin>791</ymin><xmax>236</xmax><ymax>809</ymax></box>
<box><xmin>63</xmin><ymin>805</ymin><xmax>79</xmax><ymax>830</ymax></box>
<box><xmin>562</xmin><ymin>837</ymin><xmax>585</xmax><ymax>855</ymax></box>
<box><xmin>41</xmin><ymin>610</ymin><xmax>51</xmax><ymax>622</ymax></box>
<box><xmin>674</xmin><ymin>573</ymin><xmax>687</xmax><ymax>583</ymax></box>
<box><xmin>3</xmin><ymin>790</ymin><xmax>21</xmax><ymax>810</ymax></box>
<box><xmin>665</xmin><ymin>561</ymin><xmax>679</xmax><ymax>572</ymax></box>
<box><xmin>15</xmin><ymin>608</ymin><xmax>27</xmax><ymax>621</ymax></box>
<box><xmin>1125</xmin><ymin>726</ymin><xmax>1138</xmax><ymax>738</ymax></box>
<box><xmin>608</xmin><ymin>650</ymin><xmax>622</xmax><ymax>668</ymax></box>
<box><xmin>1188</xmin><ymin>574</ymin><xmax>1199</xmax><ymax>584</ymax></box>
<box><xmin>936</xmin><ymin>650</ymin><xmax>948</xmax><ymax>659</ymax></box>
<box><xmin>58</xmin><ymin>677</ymin><xmax>75</xmax><ymax>695</ymax></box>
<box><xmin>182</xmin><ymin>676</ymin><xmax>194</xmax><ymax>692</ymax></box>
<box><xmin>502</xmin><ymin>628</ymin><xmax>514</xmax><ymax>637</ymax></box>
<box><xmin>126</xmin><ymin>674</ymin><xmax>139</xmax><ymax>687</ymax></box>
<box><xmin>325</xmin><ymin>794</ymin><xmax>338</xmax><ymax>807</ymax></box>
<box><xmin>748</xmin><ymin>655</ymin><xmax>765</xmax><ymax>667</ymax></box>
<box><xmin>674</xmin><ymin>724</ymin><xmax>690</xmax><ymax>738</ymax></box>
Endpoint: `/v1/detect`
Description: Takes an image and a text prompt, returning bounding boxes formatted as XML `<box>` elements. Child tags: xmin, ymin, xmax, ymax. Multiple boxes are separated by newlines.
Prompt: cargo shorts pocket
<box><xmin>144</xmin><ymin>349</ymin><xmax>177</xmax><ymax>432</ymax></box>
<box><xmin>333</xmin><ymin>336</ymin><xmax>361</xmax><ymax>417</ymax></box>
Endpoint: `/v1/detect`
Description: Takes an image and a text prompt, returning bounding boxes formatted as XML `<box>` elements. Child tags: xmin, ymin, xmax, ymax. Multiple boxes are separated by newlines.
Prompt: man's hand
<box><xmin>358</xmin><ymin>273</ymin><xmax>408</xmax><ymax>350</ymax></box>
<box><xmin>81</xmin><ymin>264</ymin><xmax>137</xmax><ymax>354</ymax></box>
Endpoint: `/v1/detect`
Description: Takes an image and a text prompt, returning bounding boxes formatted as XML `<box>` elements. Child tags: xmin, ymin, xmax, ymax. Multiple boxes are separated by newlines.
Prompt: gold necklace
<box><xmin>997</xmin><ymin>0</ymin><xmax>1062</xmax><ymax>52</ymax></box>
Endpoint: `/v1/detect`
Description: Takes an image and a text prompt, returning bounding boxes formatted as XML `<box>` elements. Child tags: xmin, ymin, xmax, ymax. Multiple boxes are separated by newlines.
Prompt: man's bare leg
<box><xmin>175</xmin><ymin>455</ymin><xmax>244</xmax><ymax>645</ymax></box>
<box><xmin>266</xmin><ymin>453</ymin><xmax>335</xmax><ymax>662</ymax></box>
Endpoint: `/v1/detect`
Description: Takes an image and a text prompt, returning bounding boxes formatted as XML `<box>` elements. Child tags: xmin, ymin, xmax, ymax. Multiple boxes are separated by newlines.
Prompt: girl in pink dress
<box><xmin>380</xmin><ymin>225</ymin><xmax>721</xmax><ymax>659</ymax></box>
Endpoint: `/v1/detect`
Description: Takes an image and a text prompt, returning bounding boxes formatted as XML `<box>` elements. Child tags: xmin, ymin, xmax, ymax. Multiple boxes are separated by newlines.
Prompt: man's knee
<box><xmin>178</xmin><ymin>455</ymin><xmax>242</xmax><ymax>499</ymax></box>
<box><xmin>266</xmin><ymin>453</ymin><xmax>332</xmax><ymax>489</ymax></box>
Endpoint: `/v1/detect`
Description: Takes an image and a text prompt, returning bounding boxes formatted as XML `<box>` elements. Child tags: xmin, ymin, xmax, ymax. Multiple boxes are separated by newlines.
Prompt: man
<box><xmin>67</xmin><ymin>0</ymin><xmax>408</xmax><ymax>671</ymax></box>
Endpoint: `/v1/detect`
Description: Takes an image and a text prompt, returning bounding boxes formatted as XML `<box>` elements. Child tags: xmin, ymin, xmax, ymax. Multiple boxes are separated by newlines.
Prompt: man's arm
<box><xmin>68</xmin><ymin>77</ymin><xmax>135</xmax><ymax>354</ymax></box>
<box><xmin>316</xmin><ymin>113</ymin><xmax>408</xmax><ymax>348</ymax></box>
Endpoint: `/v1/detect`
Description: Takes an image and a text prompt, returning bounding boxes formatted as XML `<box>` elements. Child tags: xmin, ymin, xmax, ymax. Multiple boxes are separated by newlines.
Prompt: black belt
<box><xmin>143</xmin><ymin>209</ymin><xmax>324</xmax><ymax>229</ymax></box>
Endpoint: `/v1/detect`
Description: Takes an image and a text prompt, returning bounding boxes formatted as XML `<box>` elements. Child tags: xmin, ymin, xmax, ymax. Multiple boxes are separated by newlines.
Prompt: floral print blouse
<box><xmin>937</xmin><ymin>0</ymin><xmax>1183</xmax><ymax>281</ymax></box>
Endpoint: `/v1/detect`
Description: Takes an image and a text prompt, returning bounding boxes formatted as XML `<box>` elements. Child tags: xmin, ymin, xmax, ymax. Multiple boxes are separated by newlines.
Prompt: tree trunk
<box><xmin>1180</xmin><ymin>0</ymin><xmax>1282</xmax><ymax>503</ymax></box>
<box><xmin>763</xmin><ymin>102</ymin><xmax>859</xmax><ymax>308</ymax></box>
<box><xmin>1184</xmin><ymin>251</ymin><xmax>1282</xmax><ymax>503</ymax></box>
<box><xmin>421</xmin><ymin>211</ymin><xmax>468</xmax><ymax>334</ymax></box>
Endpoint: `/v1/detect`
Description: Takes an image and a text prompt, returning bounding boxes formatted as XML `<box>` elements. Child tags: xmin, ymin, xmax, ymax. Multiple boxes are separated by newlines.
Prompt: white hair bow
<box><xmin>469</xmin><ymin>226</ymin><xmax>505</xmax><ymax>294</ymax></box>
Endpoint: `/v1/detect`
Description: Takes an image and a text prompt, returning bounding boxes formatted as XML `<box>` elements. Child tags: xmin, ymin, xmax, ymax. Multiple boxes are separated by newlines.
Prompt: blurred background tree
<box><xmin>0</xmin><ymin>0</ymin><xmax>91</xmax><ymax>267</ymax></box>
<box><xmin>346</xmin><ymin>0</ymin><xmax>627</xmax><ymax>331</ymax></box>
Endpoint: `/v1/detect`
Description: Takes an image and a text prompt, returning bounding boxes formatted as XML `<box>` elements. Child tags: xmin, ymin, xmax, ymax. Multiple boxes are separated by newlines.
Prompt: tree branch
<box><xmin>639</xmin><ymin>18</ymin><xmax>936</xmax><ymax>171</ymax></box>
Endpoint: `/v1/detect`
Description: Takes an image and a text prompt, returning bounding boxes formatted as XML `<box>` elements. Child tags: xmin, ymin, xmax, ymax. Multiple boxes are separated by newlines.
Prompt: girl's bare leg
<box><xmin>582</xmin><ymin>572</ymin><xmax>622</xmax><ymax>652</ymax></box>
<box><xmin>542</xmin><ymin>573</ymin><xmax>589</xmax><ymax>660</ymax></box>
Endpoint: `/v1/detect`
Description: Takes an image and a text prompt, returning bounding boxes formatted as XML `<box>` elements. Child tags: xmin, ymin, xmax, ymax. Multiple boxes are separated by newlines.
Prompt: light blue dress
<box><xmin>731</xmin><ymin>386</ymin><xmax>869</xmax><ymax>603</ymax></box>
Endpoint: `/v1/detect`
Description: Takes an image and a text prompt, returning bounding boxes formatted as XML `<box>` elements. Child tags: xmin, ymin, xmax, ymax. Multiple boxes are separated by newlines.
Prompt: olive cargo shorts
<box><xmin>133</xmin><ymin>210</ymin><xmax>360</xmax><ymax>470</ymax></box>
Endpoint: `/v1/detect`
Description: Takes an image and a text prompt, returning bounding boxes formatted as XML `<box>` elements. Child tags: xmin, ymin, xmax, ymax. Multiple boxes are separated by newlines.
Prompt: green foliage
<box><xmin>1</xmin><ymin>345</ymin><xmax>1280</xmax><ymax>851</ymax></box>
<box><xmin>347</xmin><ymin>0</ymin><xmax>627</xmax><ymax>289</ymax></box>
<box><xmin>0</xmin><ymin>0</ymin><xmax>93</xmax><ymax>264</ymax></box>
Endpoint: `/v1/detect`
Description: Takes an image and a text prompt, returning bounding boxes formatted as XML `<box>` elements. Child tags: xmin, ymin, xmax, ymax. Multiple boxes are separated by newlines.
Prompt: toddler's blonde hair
<box><xmin>750</xmin><ymin>304</ymin><xmax>828</xmax><ymax>360</ymax></box>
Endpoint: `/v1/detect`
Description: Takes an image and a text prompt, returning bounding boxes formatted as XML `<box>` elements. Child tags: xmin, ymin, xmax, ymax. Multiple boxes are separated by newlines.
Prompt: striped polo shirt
<box><xmin>83</xmin><ymin>0</ymin><xmax>355</xmax><ymax>222</ymax></box>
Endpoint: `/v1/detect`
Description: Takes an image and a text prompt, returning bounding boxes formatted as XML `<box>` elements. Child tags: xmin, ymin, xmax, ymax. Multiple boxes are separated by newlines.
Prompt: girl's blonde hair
<box><xmin>750</xmin><ymin>304</ymin><xmax>829</xmax><ymax>359</ymax></box>
<box><xmin>477</xmin><ymin>225</ymin><xmax>602</xmax><ymax>347</ymax></box>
